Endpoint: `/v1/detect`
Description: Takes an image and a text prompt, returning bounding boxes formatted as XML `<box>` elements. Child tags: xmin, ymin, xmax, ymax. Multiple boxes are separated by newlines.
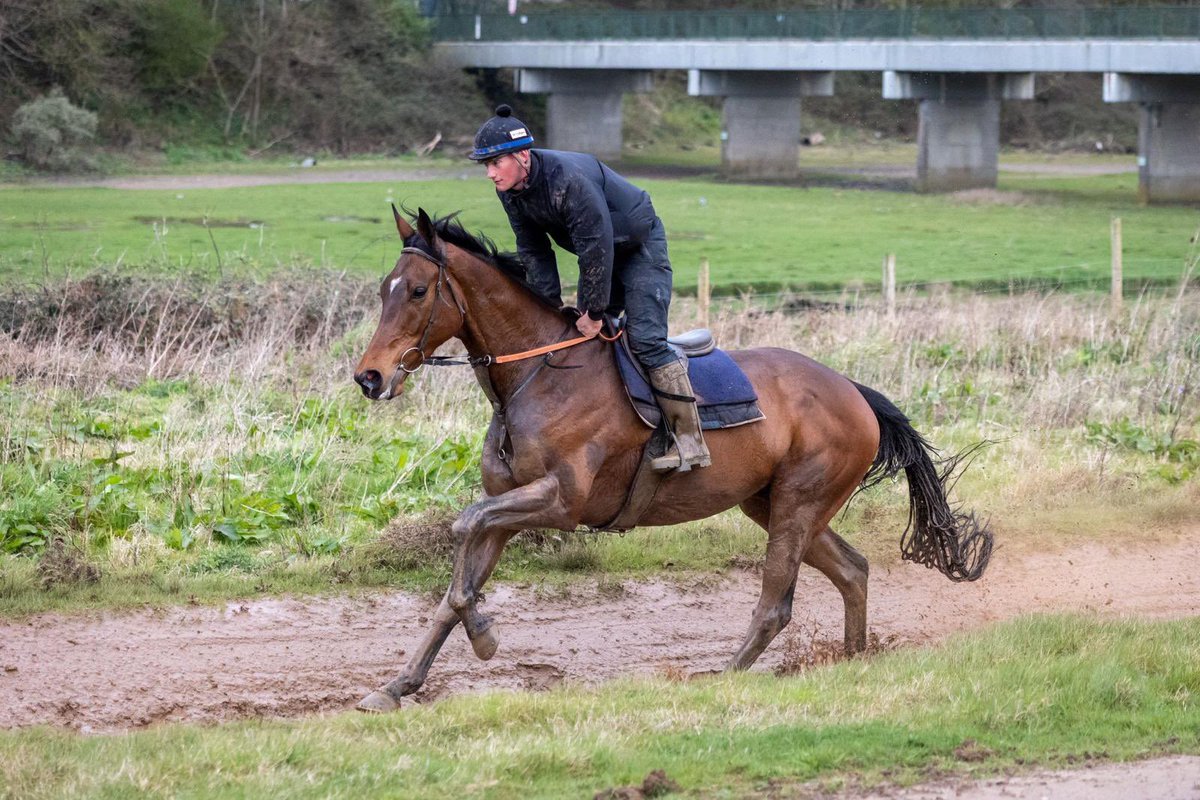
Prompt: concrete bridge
<box><xmin>433</xmin><ymin>7</ymin><xmax>1200</xmax><ymax>201</ymax></box>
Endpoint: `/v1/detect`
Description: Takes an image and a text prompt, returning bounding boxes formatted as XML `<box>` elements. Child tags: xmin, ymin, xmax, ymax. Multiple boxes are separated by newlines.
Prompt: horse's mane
<box><xmin>402</xmin><ymin>210</ymin><xmax>563</xmax><ymax>314</ymax></box>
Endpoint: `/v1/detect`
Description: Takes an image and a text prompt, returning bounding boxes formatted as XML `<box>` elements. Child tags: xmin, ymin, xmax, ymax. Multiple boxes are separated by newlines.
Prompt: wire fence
<box><xmin>686</xmin><ymin>255</ymin><xmax>1198</xmax><ymax>313</ymax></box>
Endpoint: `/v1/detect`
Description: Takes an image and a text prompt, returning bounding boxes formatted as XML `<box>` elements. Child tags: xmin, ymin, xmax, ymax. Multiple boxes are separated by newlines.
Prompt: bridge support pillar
<box><xmin>1104</xmin><ymin>74</ymin><xmax>1200</xmax><ymax>204</ymax></box>
<box><xmin>884</xmin><ymin>72</ymin><xmax>1034</xmax><ymax>192</ymax></box>
<box><xmin>688</xmin><ymin>70</ymin><xmax>833</xmax><ymax>179</ymax></box>
<box><xmin>517</xmin><ymin>69</ymin><xmax>652</xmax><ymax>161</ymax></box>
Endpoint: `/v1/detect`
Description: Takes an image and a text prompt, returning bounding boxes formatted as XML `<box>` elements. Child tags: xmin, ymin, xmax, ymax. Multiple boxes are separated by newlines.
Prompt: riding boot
<box><xmin>647</xmin><ymin>358</ymin><xmax>712</xmax><ymax>472</ymax></box>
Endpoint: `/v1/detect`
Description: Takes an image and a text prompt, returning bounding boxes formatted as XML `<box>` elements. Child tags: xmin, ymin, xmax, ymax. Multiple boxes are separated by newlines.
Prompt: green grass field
<box><xmin>1</xmin><ymin>163</ymin><xmax>1195</xmax><ymax>292</ymax></box>
<box><xmin>0</xmin><ymin>157</ymin><xmax>1197</xmax><ymax>796</ymax></box>
<box><xmin>2</xmin><ymin>615</ymin><xmax>1196</xmax><ymax>799</ymax></box>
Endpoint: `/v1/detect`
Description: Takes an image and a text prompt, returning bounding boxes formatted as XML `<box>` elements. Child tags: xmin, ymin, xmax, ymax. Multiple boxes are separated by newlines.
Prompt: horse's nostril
<box><xmin>355</xmin><ymin>369</ymin><xmax>383</xmax><ymax>397</ymax></box>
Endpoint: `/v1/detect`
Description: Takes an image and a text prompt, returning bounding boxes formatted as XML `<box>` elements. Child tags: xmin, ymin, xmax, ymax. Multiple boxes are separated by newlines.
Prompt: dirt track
<box><xmin>24</xmin><ymin>158</ymin><xmax>1135</xmax><ymax>193</ymax></box>
<box><xmin>1</xmin><ymin>530</ymin><xmax>1197</xmax><ymax>734</ymax></box>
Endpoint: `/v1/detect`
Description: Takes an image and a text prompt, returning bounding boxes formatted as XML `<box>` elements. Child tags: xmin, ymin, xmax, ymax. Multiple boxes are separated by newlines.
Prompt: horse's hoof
<box><xmin>470</xmin><ymin>621</ymin><xmax>500</xmax><ymax>661</ymax></box>
<box><xmin>356</xmin><ymin>690</ymin><xmax>400</xmax><ymax>714</ymax></box>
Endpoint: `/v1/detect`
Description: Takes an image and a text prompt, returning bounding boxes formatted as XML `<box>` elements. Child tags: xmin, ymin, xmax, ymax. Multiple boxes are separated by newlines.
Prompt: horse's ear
<box><xmin>416</xmin><ymin>207</ymin><xmax>438</xmax><ymax>247</ymax></box>
<box><xmin>392</xmin><ymin>204</ymin><xmax>414</xmax><ymax>239</ymax></box>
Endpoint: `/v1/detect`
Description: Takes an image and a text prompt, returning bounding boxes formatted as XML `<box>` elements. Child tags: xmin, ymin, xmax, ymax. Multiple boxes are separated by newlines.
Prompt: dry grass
<box><xmin>5</xmin><ymin>271</ymin><xmax>1194</xmax><ymax>443</ymax></box>
<box><xmin>366</xmin><ymin>511</ymin><xmax>460</xmax><ymax>570</ymax></box>
<box><xmin>0</xmin><ymin>270</ymin><xmax>1196</xmax><ymax>576</ymax></box>
<box><xmin>774</xmin><ymin>617</ymin><xmax>900</xmax><ymax>677</ymax></box>
<box><xmin>0</xmin><ymin>271</ymin><xmax>376</xmax><ymax>392</ymax></box>
<box><xmin>36</xmin><ymin>536</ymin><xmax>100</xmax><ymax>590</ymax></box>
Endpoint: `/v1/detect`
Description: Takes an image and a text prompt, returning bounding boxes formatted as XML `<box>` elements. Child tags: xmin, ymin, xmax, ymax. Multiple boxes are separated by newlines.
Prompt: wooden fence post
<box><xmin>698</xmin><ymin>258</ymin><xmax>711</xmax><ymax>328</ymax></box>
<box><xmin>1110</xmin><ymin>217</ymin><xmax>1123</xmax><ymax>314</ymax></box>
<box><xmin>883</xmin><ymin>253</ymin><xmax>896</xmax><ymax>317</ymax></box>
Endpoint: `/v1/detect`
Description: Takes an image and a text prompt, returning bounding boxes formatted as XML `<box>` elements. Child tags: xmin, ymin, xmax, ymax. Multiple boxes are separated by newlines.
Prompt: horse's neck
<box><xmin>449</xmin><ymin>252</ymin><xmax>571</xmax><ymax>400</ymax></box>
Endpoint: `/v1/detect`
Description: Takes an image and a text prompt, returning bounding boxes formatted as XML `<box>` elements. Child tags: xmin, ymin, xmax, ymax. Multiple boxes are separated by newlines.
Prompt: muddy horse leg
<box><xmin>447</xmin><ymin>475</ymin><xmax>574</xmax><ymax>660</ymax></box>
<box><xmin>357</xmin><ymin>529</ymin><xmax>517</xmax><ymax>713</ymax></box>
<box><xmin>803</xmin><ymin>526</ymin><xmax>869</xmax><ymax>656</ymax></box>
<box><xmin>727</xmin><ymin>493</ymin><xmax>819</xmax><ymax>671</ymax></box>
<box><xmin>359</xmin><ymin>475</ymin><xmax>577</xmax><ymax>713</ymax></box>
<box><xmin>737</xmin><ymin>496</ymin><xmax>869</xmax><ymax>663</ymax></box>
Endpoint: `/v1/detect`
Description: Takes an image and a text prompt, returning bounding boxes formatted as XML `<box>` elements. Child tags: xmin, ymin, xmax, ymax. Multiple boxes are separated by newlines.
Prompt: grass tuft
<box><xmin>0</xmin><ymin>616</ymin><xmax>1196</xmax><ymax>798</ymax></box>
<box><xmin>0</xmin><ymin>270</ymin><xmax>1196</xmax><ymax>614</ymax></box>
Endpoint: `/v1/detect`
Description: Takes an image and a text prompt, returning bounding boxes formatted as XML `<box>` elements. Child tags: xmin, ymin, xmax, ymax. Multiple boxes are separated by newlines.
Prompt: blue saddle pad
<box><xmin>615</xmin><ymin>344</ymin><xmax>765</xmax><ymax>431</ymax></box>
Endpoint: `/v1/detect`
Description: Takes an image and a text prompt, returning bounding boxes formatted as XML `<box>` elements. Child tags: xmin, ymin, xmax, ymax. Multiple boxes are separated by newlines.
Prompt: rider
<box><xmin>470</xmin><ymin>104</ymin><xmax>711</xmax><ymax>472</ymax></box>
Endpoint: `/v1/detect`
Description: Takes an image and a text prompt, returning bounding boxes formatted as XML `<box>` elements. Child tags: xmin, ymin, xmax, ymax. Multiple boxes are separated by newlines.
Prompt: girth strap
<box><xmin>591</xmin><ymin>426</ymin><xmax>673</xmax><ymax>533</ymax></box>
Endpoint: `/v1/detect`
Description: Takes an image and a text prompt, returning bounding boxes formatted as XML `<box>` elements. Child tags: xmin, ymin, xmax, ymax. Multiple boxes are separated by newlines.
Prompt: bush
<box><xmin>10</xmin><ymin>89</ymin><xmax>99</xmax><ymax>171</ymax></box>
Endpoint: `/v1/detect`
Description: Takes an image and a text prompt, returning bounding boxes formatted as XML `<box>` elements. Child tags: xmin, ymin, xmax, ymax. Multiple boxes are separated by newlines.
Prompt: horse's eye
<box><xmin>412</xmin><ymin>286</ymin><xmax>428</xmax><ymax>300</ymax></box>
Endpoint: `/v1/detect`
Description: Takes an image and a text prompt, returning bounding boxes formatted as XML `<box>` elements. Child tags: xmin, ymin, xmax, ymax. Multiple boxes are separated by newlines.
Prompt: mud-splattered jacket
<box><xmin>498</xmin><ymin>149</ymin><xmax>659</xmax><ymax>319</ymax></box>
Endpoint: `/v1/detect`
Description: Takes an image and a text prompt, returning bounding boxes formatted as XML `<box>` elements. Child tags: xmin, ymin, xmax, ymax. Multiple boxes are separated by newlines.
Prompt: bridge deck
<box><xmin>438</xmin><ymin>39</ymin><xmax>1200</xmax><ymax>74</ymax></box>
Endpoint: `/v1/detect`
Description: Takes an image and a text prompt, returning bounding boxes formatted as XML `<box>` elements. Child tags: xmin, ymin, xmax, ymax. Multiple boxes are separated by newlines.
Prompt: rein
<box><xmin>397</xmin><ymin>245</ymin><xmax>622</xmax><ymax>373</ymax></box>
<box><xmin>393</xmin><ymin>243</ymin><xmax>622</xmax><ymax>466</ymax></box>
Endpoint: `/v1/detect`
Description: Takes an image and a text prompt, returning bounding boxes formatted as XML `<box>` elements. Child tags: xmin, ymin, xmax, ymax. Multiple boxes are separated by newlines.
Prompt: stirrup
<box><xmin>649</xmin><ymin>447</ymin><xmax>683</xmax><ymax>473</ymax></box>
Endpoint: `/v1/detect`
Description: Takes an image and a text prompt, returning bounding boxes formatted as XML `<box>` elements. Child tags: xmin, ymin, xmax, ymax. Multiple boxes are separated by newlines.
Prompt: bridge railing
<box><xmin>431</xmin><ymin>6</ymin><xmax>1200</xmax><ymax>41</ymax></box>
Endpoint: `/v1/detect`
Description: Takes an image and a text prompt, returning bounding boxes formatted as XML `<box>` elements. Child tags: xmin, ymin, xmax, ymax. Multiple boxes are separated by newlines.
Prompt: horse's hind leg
<box><xmin>803</xmin><ymin>526</ymin><xmax>869</xmax><ymax>656</ymax></box>
<box><xmin>727</xmin><ymin>494</ymin><xmax>817</xmax><ymax>671</ymax></box>
<box><xmin>737</xmin><ymin>497</ymin><xmax>869</xmax><ymax>661</ymax></box>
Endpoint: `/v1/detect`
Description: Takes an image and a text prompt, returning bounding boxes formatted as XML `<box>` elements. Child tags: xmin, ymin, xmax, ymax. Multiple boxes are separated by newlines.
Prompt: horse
<box><xmin>351</xmin><ymin>207</ymin><xmax>992</xmax><ymax>712</ymax></box>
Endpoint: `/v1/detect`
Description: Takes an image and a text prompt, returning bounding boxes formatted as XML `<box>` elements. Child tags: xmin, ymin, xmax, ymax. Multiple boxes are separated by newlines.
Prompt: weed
<box><xmin>36</xmin><ymin>537</ymin><xmax>100</xmax><ymax>590</ymax></box>
<box><xmin>189</xmin><ymin>547</ymin><xmax>260</xmax><ymax>574</ymax></box>
<box><xmin>364</xmin><ymin>512</ymin><xmax>459</xmax><ymax>571</ymax></box>
<box><xmin>541</xmin><ymin>542</ymin><xmax>602</xmax><ymax>573</ymax></box>
<box><xmin>1085</xmin><ymin>418</ymin><xmax>1200</xmax><ymax>464</ymax></box>
<box><xmin>0</xmin><ymin>269</ymin><xmax>1195</xmax><ymax>612</ymax></box>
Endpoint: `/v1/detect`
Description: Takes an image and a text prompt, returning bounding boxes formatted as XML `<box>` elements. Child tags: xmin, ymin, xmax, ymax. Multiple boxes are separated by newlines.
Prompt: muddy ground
<box><xmin>1</xmin><ymin>531</ymin><xmax>1196</xmax><ymax>734</ymax></box>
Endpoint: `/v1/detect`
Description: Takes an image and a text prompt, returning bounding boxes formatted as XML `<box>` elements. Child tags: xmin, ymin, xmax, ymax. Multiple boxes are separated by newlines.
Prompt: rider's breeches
<box><xmin>606</xmin><ymin>219</ymin><xmax>676</xmax><ymax>370</ymax></box>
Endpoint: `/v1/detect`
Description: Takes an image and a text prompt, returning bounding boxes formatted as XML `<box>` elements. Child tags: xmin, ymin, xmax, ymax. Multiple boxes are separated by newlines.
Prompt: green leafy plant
<box><xmin>1085</xmin><ymin>418</ymin><xmax>1199</xmax><ymax>464</ymax></box>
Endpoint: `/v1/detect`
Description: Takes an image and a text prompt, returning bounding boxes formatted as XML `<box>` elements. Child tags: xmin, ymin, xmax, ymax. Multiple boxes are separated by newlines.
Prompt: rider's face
<box><xmin>485</xmin><ymin>152</ymin><xmax>529</xmax><ymax>192</ymax></box>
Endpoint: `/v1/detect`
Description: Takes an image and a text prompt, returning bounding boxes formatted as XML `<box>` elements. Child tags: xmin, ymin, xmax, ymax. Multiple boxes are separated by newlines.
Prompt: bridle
<box><xmin>389</xmin><ymin>243</ymin><xmax>620</xmax><ymax>376</ymax></box>
<box><xmin>383</xmin><ymin>240</ymin><xmax>622</xmax><ymax>465</ymax></box>
<box><xmin>395</xmin><ymin>245</ymin><xmax>466</xmax><ymax>375</ymax></box>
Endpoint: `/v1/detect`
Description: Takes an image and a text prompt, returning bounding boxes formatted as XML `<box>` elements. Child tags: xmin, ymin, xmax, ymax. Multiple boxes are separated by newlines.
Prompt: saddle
<box><xmin>594</xmin><ymin>320</ymin><xmax>765</xmax><ymax>534</ymax></box>
<box><xmin>611</xmin><ymin>321</ymin><xmax>765</xmax><ymax>431</ymax></box>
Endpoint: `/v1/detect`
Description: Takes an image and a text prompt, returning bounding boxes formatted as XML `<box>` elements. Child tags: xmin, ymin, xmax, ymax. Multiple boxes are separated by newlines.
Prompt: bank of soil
<box><xmin>1</xmin><ymin>531</ymin><xmax>1197</xmax><ymax>733</ymax></box>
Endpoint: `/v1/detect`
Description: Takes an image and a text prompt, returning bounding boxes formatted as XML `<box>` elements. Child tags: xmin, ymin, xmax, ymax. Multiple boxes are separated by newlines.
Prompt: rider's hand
<box><xmin>575</xmin><ymin>314</ymin><xmax>603</xmax><ymax>338</ymax></box>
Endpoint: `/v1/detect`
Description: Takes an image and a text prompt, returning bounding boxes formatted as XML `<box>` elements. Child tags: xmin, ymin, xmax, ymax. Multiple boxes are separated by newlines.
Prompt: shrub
<box><xmin>10</xmin><ymin>89</ymin><xmax>99</xmax><ymax>171</ymax></box>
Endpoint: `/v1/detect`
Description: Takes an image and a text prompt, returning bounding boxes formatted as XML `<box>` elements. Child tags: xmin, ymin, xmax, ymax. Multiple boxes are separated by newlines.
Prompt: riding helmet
<box><xmin>469</xmin><ymin>104</ymin><xmax>535</xmax><ymax>161</ymax></box>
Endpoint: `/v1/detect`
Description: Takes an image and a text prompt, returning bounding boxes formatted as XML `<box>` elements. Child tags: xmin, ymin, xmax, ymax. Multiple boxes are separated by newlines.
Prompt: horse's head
<box><xmin>353</xmin><ymin>206</ymin><xmax>465</xmax><ymax>400</ymax></box>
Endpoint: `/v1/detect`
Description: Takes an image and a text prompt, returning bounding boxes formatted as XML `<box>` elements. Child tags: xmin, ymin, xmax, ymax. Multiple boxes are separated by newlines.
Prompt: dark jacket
<box><xmin>498</xmin><ymin>149</ymin><xmax>659</xmax><ymax>319</ymax></box>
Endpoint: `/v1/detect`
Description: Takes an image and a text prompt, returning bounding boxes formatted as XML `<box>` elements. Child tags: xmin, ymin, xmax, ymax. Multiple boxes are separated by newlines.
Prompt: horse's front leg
<box><xmin>358</xmin><ymin>593</ymin><xmax>461</xmax><ymax>712</ymax></box>
<box><xmin>448</xmin><ymin>474</ymin><xmax>571</xmax><ymax>660</ymax></box>
<box><xmin>357</xmin><ymin>474</ymin><xmax>579</xmax><ymax>713</ymax></box>
<box><xmin>357</xmin><ymin>528</ymin><xmax>518</xmax><ymax>712</ymax></box>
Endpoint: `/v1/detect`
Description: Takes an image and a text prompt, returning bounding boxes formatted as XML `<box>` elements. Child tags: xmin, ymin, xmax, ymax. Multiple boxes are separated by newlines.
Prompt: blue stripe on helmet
<box><xmin>471</xmin><ymin>136</ymin><xmax>534</xmax><ymax>160</ymax></box>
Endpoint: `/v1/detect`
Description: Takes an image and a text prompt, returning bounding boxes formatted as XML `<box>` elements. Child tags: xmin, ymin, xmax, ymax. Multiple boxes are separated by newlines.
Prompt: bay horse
<box><xmin>352</xmin><ymin>207</ymin><xmax>992</xmax><ymax>712</ymax></box>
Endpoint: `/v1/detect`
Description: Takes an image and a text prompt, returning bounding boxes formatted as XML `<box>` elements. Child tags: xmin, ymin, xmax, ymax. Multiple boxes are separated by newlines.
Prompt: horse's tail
<box><xmin>852</xmin><ymin>381</ymin><xmax>993</xmax><ymax>582</ymax></box>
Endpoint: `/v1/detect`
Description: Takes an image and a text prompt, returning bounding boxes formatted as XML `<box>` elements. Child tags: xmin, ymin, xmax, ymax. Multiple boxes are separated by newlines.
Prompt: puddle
<box><xmin>322</xmin><ymin>215</ymin><xmax>382</xmax><ymax>224</ymax></box>
<box><xmin>132</xmin><ymin>216</ymin><xmax>264</xmax><ymax>228</ymax></box>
